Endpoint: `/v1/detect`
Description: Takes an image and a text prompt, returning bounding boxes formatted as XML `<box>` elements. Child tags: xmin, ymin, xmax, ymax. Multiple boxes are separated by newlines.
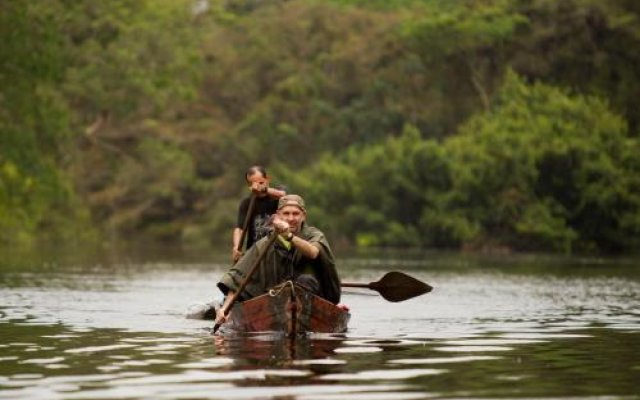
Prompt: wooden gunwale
<box><xmin>220</xmin><ymin>282</ymin><xmax>350</xmax><ymax>335</ymax></box>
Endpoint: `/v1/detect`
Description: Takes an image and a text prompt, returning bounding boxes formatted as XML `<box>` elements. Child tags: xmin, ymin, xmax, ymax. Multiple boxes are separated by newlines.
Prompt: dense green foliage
<box><xmin>282</xmin><ymin>72</ymin><xmax>639</xmax><ymax>252</ymax></box>
<box><xmin>447</xmin><ymin>72</ymin><xmax>640</xmax><ymax>253</ymax></box>
<box><xmin>1</xmin><ymin>0</ymin><xmax>639</xmax><ymax>253</ymax></box>
<box><xmin>0</xmin><ymin>2</ymin><xmax>88</xmax><ymax>246</ymax></box>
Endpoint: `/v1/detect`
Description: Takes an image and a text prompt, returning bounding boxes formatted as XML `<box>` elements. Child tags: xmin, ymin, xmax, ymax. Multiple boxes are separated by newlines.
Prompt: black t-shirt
<box><xmin>236</xmin><ymin>195</ymin><xmax>279</xmax><ymax>250</ymax></box>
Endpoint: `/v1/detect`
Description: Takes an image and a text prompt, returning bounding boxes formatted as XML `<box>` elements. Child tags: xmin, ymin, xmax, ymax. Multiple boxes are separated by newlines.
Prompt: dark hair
<box><xmin>245</xmin><ymin>165</ymin><xmax>268</xmax><ymax>182</ymax></box>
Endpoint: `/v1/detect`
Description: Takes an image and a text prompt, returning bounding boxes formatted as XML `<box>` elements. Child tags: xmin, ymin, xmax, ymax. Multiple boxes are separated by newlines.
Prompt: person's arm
<box><xmin>232</xmin><ymin>228</ymin><xmax>243</xmax><ymax>263</ymax></box>
<box><xmin>232</xmin><ymin>199</ymin><xmax>249</xmax><ymax>262</ymax></box>
<box><xmin>265</xmin><ymin>186</ymin><xmax>286</xmax><ymax>199</ymax></box>
<box><xmin>215</xmin><ymin>290</ymin><xmax>236</xmax><ymax>324</ymax></box>
<box><xmin>250</xmin><ymin>181</ymin><xmax>286</xmax><ymax>199</ymax></box>
<box><xmin>287</xmin><ymin>232</ymin><xmax>320</xmax><ymax>259</ymax></box>
<box><xmin>272</xmin><ymin>217</ymin><xmax>319</xmax><ymax>259</ymax></box>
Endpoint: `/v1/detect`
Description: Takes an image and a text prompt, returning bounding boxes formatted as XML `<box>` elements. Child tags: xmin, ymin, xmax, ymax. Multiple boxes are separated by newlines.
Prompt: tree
<box><xmin>511</xmin><ymin>0</ymin><xmax>640</xmax><ymax>132</ymax></box>
<box><xmin>277</xmin><ymin>72</ymin><xmax>640</xmax><ymax>253</ymax></box>
<box><xmin>440</xmin><ymin>71</ymin><xmax>640</xmax><ymax>252</ymax></box>
<box><xmin>0</xmin><ymin>1</ymin><xmax>87</xmax><ymax>247</ymax></box>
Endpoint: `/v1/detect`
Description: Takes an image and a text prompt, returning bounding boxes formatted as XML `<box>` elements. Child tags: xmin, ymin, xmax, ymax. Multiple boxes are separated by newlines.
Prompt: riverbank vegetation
<box><xmin>2</xmin><ymin>0</ymin><xmax>639</xmax><ymax>254</ymax></box>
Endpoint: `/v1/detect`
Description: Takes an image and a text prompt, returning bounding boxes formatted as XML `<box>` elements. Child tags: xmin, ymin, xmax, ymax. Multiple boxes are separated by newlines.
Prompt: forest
<box><xmin>1</xmin><ymin>0</ymin><xmax>639</xmax><ymax>254</ymax></box>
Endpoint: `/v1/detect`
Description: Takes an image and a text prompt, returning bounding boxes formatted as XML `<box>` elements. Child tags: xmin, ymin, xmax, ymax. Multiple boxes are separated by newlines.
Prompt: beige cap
<box><xmin>277</xmin><ymin>194</ymin><xmax>306</xmax><ymax>212</ymax></box>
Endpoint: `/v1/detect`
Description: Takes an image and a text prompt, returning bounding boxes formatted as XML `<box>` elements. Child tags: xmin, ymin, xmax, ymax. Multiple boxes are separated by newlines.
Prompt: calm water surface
<box><xmin>1</xmin><ymin>249</ymin><xmax>639</xmax><ymax>399</ymax></box>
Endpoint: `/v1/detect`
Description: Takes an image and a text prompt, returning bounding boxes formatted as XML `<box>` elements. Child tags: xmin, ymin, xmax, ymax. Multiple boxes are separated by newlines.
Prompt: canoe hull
<box><xmin>221</xmin><ymin>282</ymin><xmax>349</xmax><ymax>335</ymax></box>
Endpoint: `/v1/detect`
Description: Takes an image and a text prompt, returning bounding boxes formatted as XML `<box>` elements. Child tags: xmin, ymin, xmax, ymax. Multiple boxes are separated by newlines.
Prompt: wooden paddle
<box><xmin>213</xmin><ymin>232</ymin><xmax>279</xmax><ymax>334</ymax></box>
<box><xmin>235</xmin><ymin>192</ymin><xmax>257</xmax><ymax>262</ymax></box>
<box><xmin>341</xmin><ymin>271</ymin><xmax>432</xmax><ymax>302</ymax></box>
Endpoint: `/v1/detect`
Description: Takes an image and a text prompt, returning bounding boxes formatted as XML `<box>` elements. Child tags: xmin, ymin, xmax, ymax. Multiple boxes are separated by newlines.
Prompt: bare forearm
<box><xmin>232</xmin><ymin>228</ymin><xmax>242</xmax><ymax>250</ymax></box>
<box><xmin>216</xmin><ymin>290</ymin><xmax>236</xmax><ymax>323</ymax></box>
<box><xmin>222</xmin><ymin>290</ymin><xmax>236</xmax><ymax>311</ymax></box>
<box><xmin>290</xmin><ymin>235</ymin><xmax>320</xmax><ymax>259</ymax></box>
<box><xmin>266</xmin><ymin>187</ymin><xmax>286</xmax><ymax>198</ymax></box>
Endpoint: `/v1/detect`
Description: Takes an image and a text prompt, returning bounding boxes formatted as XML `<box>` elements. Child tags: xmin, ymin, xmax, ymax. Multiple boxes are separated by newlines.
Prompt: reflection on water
<box><xmin>213</xmin><ymin>333</ymin><xmax>346</xmax><ymax>365</ymax></box>
<box><xmin>1</xmin><ymin>254</ymin><xmax>640</xmax><ymax>399</ymax></box>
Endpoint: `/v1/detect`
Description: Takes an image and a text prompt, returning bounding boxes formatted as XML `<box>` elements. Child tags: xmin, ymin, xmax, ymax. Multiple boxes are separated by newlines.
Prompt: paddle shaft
<box><xmin>341</xmin><ymin>282</ymin><xmax>371</xmax><ymax>289</ymax></box>
<box><xmin>213</xmin><ymin>233</ymin><xmax>278</xmax><ymax>333</ymax></box>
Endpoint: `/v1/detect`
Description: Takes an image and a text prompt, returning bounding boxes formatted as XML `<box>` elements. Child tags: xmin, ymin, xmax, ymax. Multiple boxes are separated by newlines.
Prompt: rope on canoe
<box><xmin>269</xmin><ymin>280</ymin><xmax>296</xmax><ymax>297</ymax></box>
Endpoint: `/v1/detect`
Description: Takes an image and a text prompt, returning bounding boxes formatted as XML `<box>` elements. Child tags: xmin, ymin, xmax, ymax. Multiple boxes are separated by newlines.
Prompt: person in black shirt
<box><xmin>231</xmin><ymin>166</ymin><xmax>286</xmax><ymax>263</ymax></box>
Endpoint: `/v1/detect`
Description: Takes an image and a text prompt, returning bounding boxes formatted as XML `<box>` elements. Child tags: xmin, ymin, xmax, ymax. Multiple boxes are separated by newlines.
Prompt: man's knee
<box><xmin>295</xmin><ymin>274</ymin><xmax>319</xmax><ymax>293</ymax></box>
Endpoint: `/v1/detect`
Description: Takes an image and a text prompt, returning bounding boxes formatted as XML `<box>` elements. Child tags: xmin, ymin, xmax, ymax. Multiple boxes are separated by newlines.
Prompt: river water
<box><xmin>1</xmin><ymin>249</ymin><xmax>639</xmax><ymax>399</ymax></box>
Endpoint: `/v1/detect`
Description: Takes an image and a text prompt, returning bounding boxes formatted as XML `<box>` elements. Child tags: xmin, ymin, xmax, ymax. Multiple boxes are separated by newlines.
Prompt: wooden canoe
<box><xmin>219</xmin><ymin>281</ymin><xmax>350</xmax><ymax>335</ymax></box>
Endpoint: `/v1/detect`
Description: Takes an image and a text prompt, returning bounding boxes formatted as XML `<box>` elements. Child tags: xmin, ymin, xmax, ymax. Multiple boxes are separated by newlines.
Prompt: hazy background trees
<box><xmin>2</xmin><ymin>0</ymin><xmax>639</xmax><ymax>253</ymax></box>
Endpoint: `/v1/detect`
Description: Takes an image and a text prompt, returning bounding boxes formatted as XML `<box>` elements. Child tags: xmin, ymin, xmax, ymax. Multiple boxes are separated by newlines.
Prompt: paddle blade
<box><xmin>370</xmin><ymin>271</ymin><xmax>433</xmax><ymax>302</ymax></box>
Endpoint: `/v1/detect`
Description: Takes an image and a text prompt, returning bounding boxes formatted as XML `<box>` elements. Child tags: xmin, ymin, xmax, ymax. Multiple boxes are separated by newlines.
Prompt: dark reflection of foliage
<box><xmin>213</xmin><ymin>333</ymin><xmax>346</xmax><ymax>372</ymax></box>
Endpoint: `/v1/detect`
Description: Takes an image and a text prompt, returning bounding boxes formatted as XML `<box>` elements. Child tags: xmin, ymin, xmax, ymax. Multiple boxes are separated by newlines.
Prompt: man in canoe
<box><xmin>232</xmin><ymin>165</ymin><xmax>287</xmax><ymax>263</ymax></box>
<box><xmin>216</xmin><ymin>194</ymin><xmax>341</xmax><ymax>324</ymax></box>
